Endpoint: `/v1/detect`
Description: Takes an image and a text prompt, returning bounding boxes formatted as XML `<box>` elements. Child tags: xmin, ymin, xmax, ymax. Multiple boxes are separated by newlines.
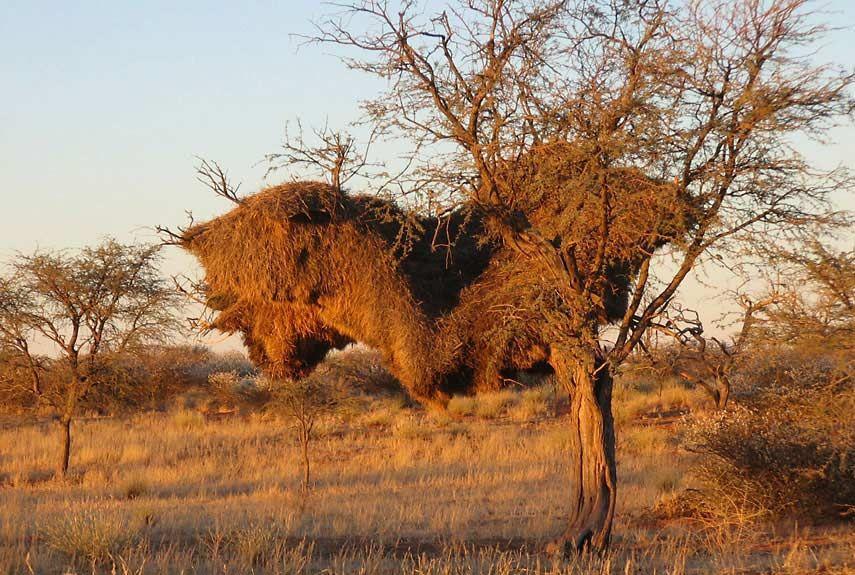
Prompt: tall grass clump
<box><xmin>474</xmin><ymin>389</ymin><xmax>515</xmax><ymax>419</ymax></box>
<box><xmin>508</xmin><ymin>383</ymin><xmax>555</xmax><ymax>421</ymax></box>
<box><xmin>41</xmin><ymin>510</ymin><xmax>141</xmax><ymax>565</ymax></box>
<box><xmin>171</xmin><ymin>408</ymin><xmax>205</xmax><ymax>429</ymax></box>
<box><xmin>447</xmin><ymin>395</ymin><xmax>478</xmax><ymax>417</ymax></box>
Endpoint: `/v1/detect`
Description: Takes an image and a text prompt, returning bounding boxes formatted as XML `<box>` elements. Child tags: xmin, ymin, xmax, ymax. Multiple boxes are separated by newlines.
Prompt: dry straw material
<box><xmin>181</xmin><ymin>147</ymin><xmax>686</xmax><ymax>405</ymax></box>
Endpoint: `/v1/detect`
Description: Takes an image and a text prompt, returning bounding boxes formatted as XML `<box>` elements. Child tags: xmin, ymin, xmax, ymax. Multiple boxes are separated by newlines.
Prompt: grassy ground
<box><xmin>0</xmin><ymin>380</ymin><xmax>852</xmax><ymax>574</ymax></box>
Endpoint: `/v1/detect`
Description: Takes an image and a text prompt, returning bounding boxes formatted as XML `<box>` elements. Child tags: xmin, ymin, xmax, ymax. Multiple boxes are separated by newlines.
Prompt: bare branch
<box><xmin>196</xmin><ymin>158</ymin><xmax>243</xmax><ymax>204</ymax></box>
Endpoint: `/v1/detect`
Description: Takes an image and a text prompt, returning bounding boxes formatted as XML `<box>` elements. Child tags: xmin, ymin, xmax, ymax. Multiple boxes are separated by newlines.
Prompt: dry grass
<box><xmin>445</xmin><ymin>384</ymin><xmax>557</xmax><ymax>422</ymax></box>
<box><xmin>613</xmin><ymin>376</ymin><xmax>707</xmax><ymax>425</ymax></box>
<box><xmin>0</xmin><ymin>386</ymin><xmax>851</xmax><ymax>574</ymax></box>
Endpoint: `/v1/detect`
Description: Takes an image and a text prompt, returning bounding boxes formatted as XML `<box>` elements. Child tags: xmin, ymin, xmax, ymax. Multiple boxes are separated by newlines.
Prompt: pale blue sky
<box><xmin>1</xmin><ymin>2</ymin><xmax>381</xmax><ymax>258</ymax></box>
<box><xmin>1</xmin><ymin>1</ymin><xmax>853</xmax><ymax>347</ymax></box>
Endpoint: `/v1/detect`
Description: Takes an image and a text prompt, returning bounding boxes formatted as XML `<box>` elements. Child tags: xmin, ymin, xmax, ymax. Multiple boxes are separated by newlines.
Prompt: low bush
<box><xmin>681</xmin><ymin>350</ymin><xmax>854</xmax><ymax>523</ymax></box>
<box><xmin>205</xmin><ymin>371</ymin><xmax>271</xmax><ymax>413</ymax></box>
<box><xmin>319</xmin><ymin>347</ymin><xmax>403</xmax><ymax>396</ymax></box>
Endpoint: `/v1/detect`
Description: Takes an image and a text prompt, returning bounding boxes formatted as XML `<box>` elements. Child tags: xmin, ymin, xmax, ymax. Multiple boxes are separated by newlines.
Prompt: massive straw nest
<box><xmin>181</xmin><ymin>145</ymin><xmax>687</xmax><ymax>405</ymax></box>
<box><xmin>181</xmin><ymin>182</ymin><xmax>490</xmax><ymax>405</ymax></box>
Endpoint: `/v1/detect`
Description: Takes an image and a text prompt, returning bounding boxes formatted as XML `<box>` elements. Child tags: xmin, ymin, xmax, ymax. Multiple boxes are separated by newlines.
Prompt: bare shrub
<box><xmin>206</xmin><ymin>371</ymin><xmax>243</xmax><ymax>410</ymax></box>
<box><xmin>202</xmin><ymin>350</ymin><xmax>256</xmax><ymax>378</ymax></box>
<box><xmin>87</xmin><ymin>345</ymin><xmax>211</xmax><ymax>414</ymax></box>
<box><xmin>320</xmin><ymin>347</ymin><xmax>403</xmax><ymax>396</ymax></box>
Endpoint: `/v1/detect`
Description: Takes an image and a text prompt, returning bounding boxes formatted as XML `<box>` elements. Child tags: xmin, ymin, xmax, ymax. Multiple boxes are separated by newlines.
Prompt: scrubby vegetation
<box><xmin>677</xmin><ymin>349</ymin><xmax>854</xmax><ymax>524</ymax></box>
<box><xmin>160</xmin><ymin>0</ymin><xmax>855</xmax><ymax>548</ymax></box>
<box><xmin>1</xmin><ymin>242</ymin><xmax>852</xmax><ymax>573</ymax></box>
<box><xmin>1</xmin><ymin>363</ymin><xmax>852</xmax><ymax>574</ymax></box>
<box><xmin>0</xmin><ymin>345</ymin><xmax>256</xmax><ymax>418</ymax></box>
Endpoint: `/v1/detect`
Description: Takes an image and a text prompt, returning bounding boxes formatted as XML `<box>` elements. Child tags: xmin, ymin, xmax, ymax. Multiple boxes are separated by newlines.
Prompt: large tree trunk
<box><xmin>58</xmin><ymin>417</ymin><xmax>72</xmax><ymax>478</ymax></box>
<box><xmin>551</xmin><ymin>346</ymin><xmax>617</xmax><ymax>554</ymax></box>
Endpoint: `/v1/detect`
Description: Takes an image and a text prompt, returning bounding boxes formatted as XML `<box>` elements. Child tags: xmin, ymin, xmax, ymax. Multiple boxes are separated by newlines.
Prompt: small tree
<box><xmin>0</xmin><ymin>240</ymin><xmax>182</xmax><ymax>477</ymax></box>
<box><xmin>268</xmin><ymin>376</ymin><xmax>345</xmax><ymax>496</ymax></box>
<box><xmin>266</xmin><ymin>121</ymin><xmax>380</xmax><ymax>192</ymax></box>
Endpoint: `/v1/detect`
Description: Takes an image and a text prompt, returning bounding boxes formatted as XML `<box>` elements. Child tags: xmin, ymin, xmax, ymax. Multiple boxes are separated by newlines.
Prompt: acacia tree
<box><xmin>306</xmin><ymin>0</ymin><xmax>853</xmax><ymax>551</ymax></box>
<box><xmin>0</xmin><ymin>240</ymin><xmax>182</xmax><ymax>477</ymax></box>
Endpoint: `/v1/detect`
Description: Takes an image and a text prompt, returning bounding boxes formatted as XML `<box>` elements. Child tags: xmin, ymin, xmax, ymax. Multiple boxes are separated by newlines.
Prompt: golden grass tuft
<box><xmin>172</xmin><ymin>408</ymin><xmax>206</xmax><ymax>429</ymax></box>
<box><xmin>447</xmin><ymin>395</ymin><xmax>478</xmax><ymax>417</ymax></box>
<box><xmin>474</xmin><ymin>389</ymin><xmax>515</xmax><ymax>419</ymax></box>
<box><xmin>118</xmin><ymin>474</ymin><xmax>150</xmax><ymax>500</ymax></box>
<box><xmin>41</xmin><ymin>510</ymin><xmax>141</xmax><ymax>565</ymax></box>
<box><xmin>508</xmin><ymin>385</ymin><xmax>554</xmax><ymax>422</ymax></box>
